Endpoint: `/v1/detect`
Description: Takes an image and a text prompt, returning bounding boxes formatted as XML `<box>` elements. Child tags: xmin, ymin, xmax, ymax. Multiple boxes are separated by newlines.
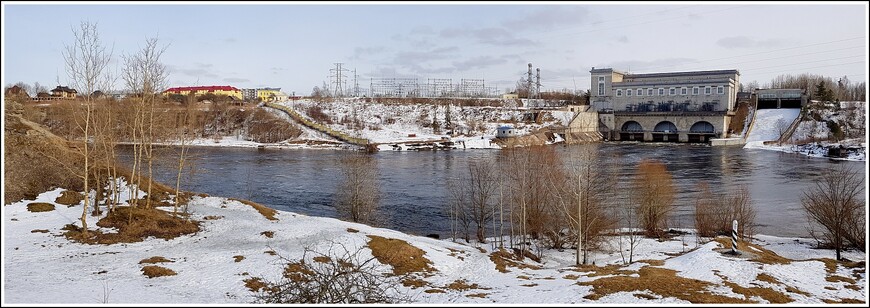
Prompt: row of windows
<box><xmin>615</xmin><ymin>86</ymin><xmax>725</xmax><ymax>97</ymax></box>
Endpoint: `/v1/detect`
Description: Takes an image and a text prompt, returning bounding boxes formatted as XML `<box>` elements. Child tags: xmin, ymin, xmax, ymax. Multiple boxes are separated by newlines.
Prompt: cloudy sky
<box><xmin>2</xmin><ymin>2</ymin><xmax>867</xmax><ymax>95</ymax></box>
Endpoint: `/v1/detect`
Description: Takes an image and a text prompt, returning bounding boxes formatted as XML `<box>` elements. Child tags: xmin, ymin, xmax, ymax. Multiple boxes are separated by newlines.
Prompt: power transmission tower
<box><xmin>535</xmin><ymin>68</ymin><xmax>541</xmax><ymax>99</ymax></box>
<box><xmin>353</xmin><ymin>68</ymin><xmax>360</xmax><ymax>97</ymax></box>
<box><xmin>329</xmin><ymin>63</ymin><xmax>350</xmax><ymax>98</ymax></box>
<box><xmin>527</xmin><ymin>63</ymin><xmax>533</xmax><ymax>99</ymax></box>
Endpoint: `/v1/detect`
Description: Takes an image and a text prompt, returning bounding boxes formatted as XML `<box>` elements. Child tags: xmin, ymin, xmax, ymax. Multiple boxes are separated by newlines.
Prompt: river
<box><xmin>122</xmin><ymin>143</ymin><xmax>865</xmax><ymax>238</ymax></box>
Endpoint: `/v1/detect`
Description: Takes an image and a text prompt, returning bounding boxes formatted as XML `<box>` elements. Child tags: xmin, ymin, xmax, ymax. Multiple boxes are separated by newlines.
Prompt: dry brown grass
<box><xmin>845</xmin><ymin>284</ymin><xmax>862</xmax><ymax>291</ymax></box>
<box><xmin>203</xmin><ymin>215</ymin><xmax>223</xmax><ymax>220</ymax></box>
<box><xmin>634</xmin><ymin>293</ymin><xmax>658</xmax><ymax>300</ymax></box>
<box><xmin>785</xmin><ymin>286</ymin><xmax>811</xmax><ymax>297</ymax></box>
<box><xmin>488</xmin><ymin>248</ymin><xmax>543</xmax><ymax>273</ymax></box>
<box><xmin>55</xmin><ymin>190</ymin><xmax>83</xmax><ymax>206</ymax></box>
<box><xmin>823</xmin><ymin>298</ymin><xmax>865</xmax><ymax>304</ymax></box>
<box><xmin>261</xmin><ymin>231</ymin><xmax>275</xmax><ymax>238</ymax></box>
<box><xmin>516</xmin><ymin>275</ymin><xmax>531</xmax><ymax>280</ymax></box>
<box><xmin>722</xmin><ymin>280</ymin><xmax>792</xmax><ymax>303</ymax></box>
<box><xmin>244</xmin><ymin>277</ymin><xmax>269</xmax><ymax>292</ymax></box>
<box><xmin>576</xmin><ymin>264</ymin><xmax>636</xmax><ymax>278</ymax></box>
<box><xmin>445</xmin><ymin>279</ymin><xmax>488</xmax><ymax>291</ymax></box>
<box><xmin>141</xmin><ymin>265</ymin><xmax>176</xmax><ymax>278</ymax></box>
<box><xmin>346</xmin><ymin>228</ymin><xmax>359</xmax><ymax>233</ymax></box>
<box><xmin>233</xmin><ymin>255</ymin><xmax>245</xmax><ymax>262</ymax></box>
<box><xmin>402</xmin><ymin>278</ymin><xmax>428</xmax><ymax>289</ymax></box>
<box><xmin>26</xmin><ymin>202</ymin><xmax>55</xmax><ymax>212</ymax></box>
<box><xmin>465</xmin><ymin>293</ymin><xmax>488</xmax><ymax>298</ymax></box>
<box><xmin>366</xmin><ymin>235</ymin><xmax>435</xmax><ymax>275</ymax></box>
<box><xmin>815</xmin><ymin>258</ymin><xmax>839</xmax><ymax>274</ymax></box>
<box><xmin>264</xmin><ymin>250</ymin><xmax>277</xmax><ymax>256</ymax></box>
<box><xmin>563</xmin><ymin>274</ymin><xmax>580</xmax><ymax>280</ymax></box>
<box><xmin>755</xmin><ymin>273</ymin><xmax>780</xmax><ymax>285</ymax></box>
<box><xmin>63</xmin><ymin>206</ymin><xmax>200</xmax><ymax>244</ymax></box>
<box><xmin>139</xmin><ymin>256</ymin><xmax>173</xmax><ymax>264</ymax></box>
<box><xmin>520</xmin><ymin>283</ymin><xmax>538</xmax><ymax>287</ymax></box>
<box><xmin>229</xmin><ymin>198</ymin><xmax>277</xmax><ymax>221</ymax></box>
<box><xmin>713</xmin><ymin>237</ymin><xmax>791</xmax><ymax>265</ymax></box>
<box><xmin>826</xmin><ymin>275</ymin><xmax>857</xmax><ymax>284</ymax></box>
<box><xmin>579</xmin><ymin>266</ymin><xmax>751</xmax><ymax>303</ymax></box>
<box><xmin>637</xmin><ymin>259</ymin><xmax>665</xmax><ymax>266</ymax></box>
<box><xmin>424</xmin><ymin>289</ymin><xmax>445</xmax><ymax>294</ymax></box>
<box><xmin>30</xmin><ymin>229</ymin><xmax>49</xmax><ymax>233</ymax></box>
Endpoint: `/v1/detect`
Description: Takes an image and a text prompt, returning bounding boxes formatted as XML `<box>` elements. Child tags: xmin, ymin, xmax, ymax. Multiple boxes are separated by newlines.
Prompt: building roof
<box><xmin>590</xmin><ymin>67</ymin><xmax>739</xmax><ymax>77</ymax></box>
<box><xmin>625</xmin><ymin>69</ymin><xmax>740</xmax><ymax>78</ymax></box>
<box><xmin>164</xmin><ymin>86</ymin><xmax>240</xmax><ymax>93</ymax></box>
<box><xmin>5</xmin><ymin>85</ymin><xmax>30</xmax><ymax>97</ymax></box>
<box><xmin>51</xmin><ymin>86</ymin><xmax>77</xmax><ymax>93</ymax></box>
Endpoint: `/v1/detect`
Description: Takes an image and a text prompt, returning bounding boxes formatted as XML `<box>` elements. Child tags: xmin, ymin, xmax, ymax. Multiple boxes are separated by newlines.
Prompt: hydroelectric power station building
<box><xmin>589</xmin><ymin>68</ymin><xmax>740</xmax><ymax>142</ymax></box>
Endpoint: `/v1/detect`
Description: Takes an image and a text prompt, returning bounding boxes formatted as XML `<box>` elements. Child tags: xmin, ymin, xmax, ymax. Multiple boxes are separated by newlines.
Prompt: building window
<box><xmin>669</xmin><ymin>88</ymin><xmax>676</xmax><ymax>95</ymax></box>
<box><xmin>616</xmin><ymin>89</ymin><xmax>622</xmax><ymax>96</ymax></box>
<box><xmin>637</xmin><ymin>88</ymin><xmax>643</xmax><ymax>96</ymax></box>
<box><xmin>681</xmin><ymin>87</ymin><xmax>687</xmax><ymax>95</ymax></box>
<box><xmin>647</xmin><ymin>88</ymin><xmax>653</xmax><ymax>96</ymax></box>
<box><xmin>627</xmin><ymin>89</ymin><xmax>633</xmax><ymax>96</ymax></box>
<box><xmin>597</xmin><ymin>77</ymin><xmax>605</xmax><ymax>96</ymax></box>
<box><xmin>705</xmin><ymin>86</ymin><xmax>711</xmax><ymax>95</ymax></box>
<box><xmin>718</xmin><ymin>86</ymin><xmax>724</xmax><ymax>94</ymax></box>
<box><xmin>658</xmin><ymin>88</ymin><xmax>664</xmax><ymax>96</ymax></box>
<box><xmin>693</xmin><ymin>87</ymin><xmax>699</xmax><ymax>95</ymax></box>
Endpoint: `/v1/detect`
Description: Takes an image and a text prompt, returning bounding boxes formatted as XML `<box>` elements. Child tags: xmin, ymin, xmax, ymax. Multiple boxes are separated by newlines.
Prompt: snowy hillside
<box><xmin>744</xmin><ymin>102</ymin><xmax>866</xmax><ymax>161</ymax></box>
<box><xmin>4</xmin><ymin>189</ymin><xmax>866</xmax><ymax>304</ymax></box>
<box><xmin>743</xmin><ymin>109</ymin><xmax>801</xmax><ymax>147</ymax></box>
<box><xmin>279</xmin><ymin>99</ymin><xmax>572</xmax><ymax>145</ymax></box>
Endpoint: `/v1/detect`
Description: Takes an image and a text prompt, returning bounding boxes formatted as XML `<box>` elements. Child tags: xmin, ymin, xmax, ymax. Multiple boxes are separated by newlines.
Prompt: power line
<box><xmin>739</xmin><ymin>55</ymin><xmax>865</xmax><ymax>72</ymax></box>
<box><xmin>632</xmin><ymin>36</ymin><xmax>866</xmax><ymax>72</ymax></box>
<box><xmin>746</xmin><ymin>61</ymin><xmax>866</xmax><ymax>76</ymax></box>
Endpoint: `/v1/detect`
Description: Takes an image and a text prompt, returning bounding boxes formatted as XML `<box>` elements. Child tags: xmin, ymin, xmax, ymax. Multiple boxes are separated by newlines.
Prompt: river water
<box><xmin>123</xmin><ymin>143</ymin><xmax>865</xmax><ymax>238</ymax></box>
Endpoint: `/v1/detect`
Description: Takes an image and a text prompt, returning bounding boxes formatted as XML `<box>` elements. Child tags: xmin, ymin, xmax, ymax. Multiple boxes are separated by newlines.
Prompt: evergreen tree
<box><xmin>814</xmin><ymin>81</ymin><xmax>835</xmax><ymax>102</ymax></box>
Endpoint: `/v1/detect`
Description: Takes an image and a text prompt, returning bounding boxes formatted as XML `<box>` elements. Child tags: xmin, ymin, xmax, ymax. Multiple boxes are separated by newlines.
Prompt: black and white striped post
<box><xmin>731</xmin><ymin>220</ymin><xmax>740</xmax><ymax>255</ymax></box>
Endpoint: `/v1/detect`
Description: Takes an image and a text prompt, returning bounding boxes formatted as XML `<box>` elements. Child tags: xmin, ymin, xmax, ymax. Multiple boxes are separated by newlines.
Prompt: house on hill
<box><xmin>51</xmin><ymin>86</ymin><xmax>78</xmax><ymax>99</ymax></box>
<box><xmin>4</xmin><ymin>85</ymin><xmax>30</xmax><ymax>101</ymax></box>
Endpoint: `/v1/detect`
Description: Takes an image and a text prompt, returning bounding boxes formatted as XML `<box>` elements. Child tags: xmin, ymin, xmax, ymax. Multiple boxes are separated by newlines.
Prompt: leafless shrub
<box><xmin>306</xmin><ymin>105</ymin><xmax>332</xmax><ymax>124</ymax></box>
<box><xmin>694</xmin><ymin>183</ymin><xmax>757</xmax><ymax>240</ymax></box>
<box><xmin>335</xmin><ymin>152</ymin><xmax>380</xmax><ymax>225</ymax></box>
<box><xmin>633</xmin><ymin>159</ymin><xmax>675</xmax><ymax>238</ymax></box>
<box><xmin>802</xmin><ymin>165</ymin><xmax>865</xmax><ymax>260</ymax></box>
<box><xmin>250</xmin><ymin>244</ymin><xmax>412</xmax><ymax>304</ymax></box>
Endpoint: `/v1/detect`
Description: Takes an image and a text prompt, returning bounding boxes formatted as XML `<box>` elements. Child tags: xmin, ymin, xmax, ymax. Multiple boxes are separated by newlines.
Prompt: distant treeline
<box><xmin>742</xmin><ymin>73</ymin><xmax>866</xmax><ymax>101</ymax></box>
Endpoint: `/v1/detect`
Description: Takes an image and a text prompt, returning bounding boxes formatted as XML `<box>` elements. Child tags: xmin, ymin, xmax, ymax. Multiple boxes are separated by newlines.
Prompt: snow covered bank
<box><xmin>5</xmin><ymin>189</ymin><xmax>866</xmax><ymax>304</ymax></box>
<box><xmin>743</xmin><ymin>108</ymin><xmax>801</xmax><ymax>147</ymax></box>
<box><xmin>744</xmin><ymin>102</ymin><xmax>866</xmax><ymax>161</ymax></box>
<box><xmin>278</xmin><ymin>99</ymin><xmax>569</xmax><ymax>150</ymax></box>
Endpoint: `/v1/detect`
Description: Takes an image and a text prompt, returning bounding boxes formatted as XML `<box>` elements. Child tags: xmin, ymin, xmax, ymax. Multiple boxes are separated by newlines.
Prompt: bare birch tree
<box><xmin>121</xmin><ymin>37</ymin><xmax>168</xmax><ymax>210</ymax></box>
<box><xmin>63</xmin><ymin>21</ymin><xmax>114</xmax><ymax>236</ymax></box>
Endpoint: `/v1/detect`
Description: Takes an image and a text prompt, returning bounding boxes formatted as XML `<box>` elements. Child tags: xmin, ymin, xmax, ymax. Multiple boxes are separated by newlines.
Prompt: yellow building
<box><xmin>256</xmin><ymin>87</ymin><xmax>287</xmax><ymax>102</ymax></box>
<box><xmin>502</xmin><ymin>93</ymin><xmax>519</xmax><ymax>99</ymax></box>
<box><xmin>51</xmin><ymin>86</ymin><xmax>78</xmax><ymax>99</ymax></box>
<box><xmin>163</xmin><ymin>85</ymin><xmax>243</xmax><ymax>100</ymax></box>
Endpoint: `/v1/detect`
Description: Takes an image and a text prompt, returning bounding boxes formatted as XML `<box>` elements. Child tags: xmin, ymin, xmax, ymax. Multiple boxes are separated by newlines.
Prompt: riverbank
<box><xmin>744</xmin><ymin>139</ymin><xmax>866</xmax><ymax>161</ymax></box>
<box><xmin>4</xmin><ymin>188</ymin><xmax>865</xmax><ymax>304</ymax></box>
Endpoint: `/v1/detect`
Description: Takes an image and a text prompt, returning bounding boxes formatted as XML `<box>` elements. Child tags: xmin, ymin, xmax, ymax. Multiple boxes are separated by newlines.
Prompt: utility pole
<box><xmin>536</xmin><ymin>68</ymin><xmax>541</xmax><ymax>99</ymax></box>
